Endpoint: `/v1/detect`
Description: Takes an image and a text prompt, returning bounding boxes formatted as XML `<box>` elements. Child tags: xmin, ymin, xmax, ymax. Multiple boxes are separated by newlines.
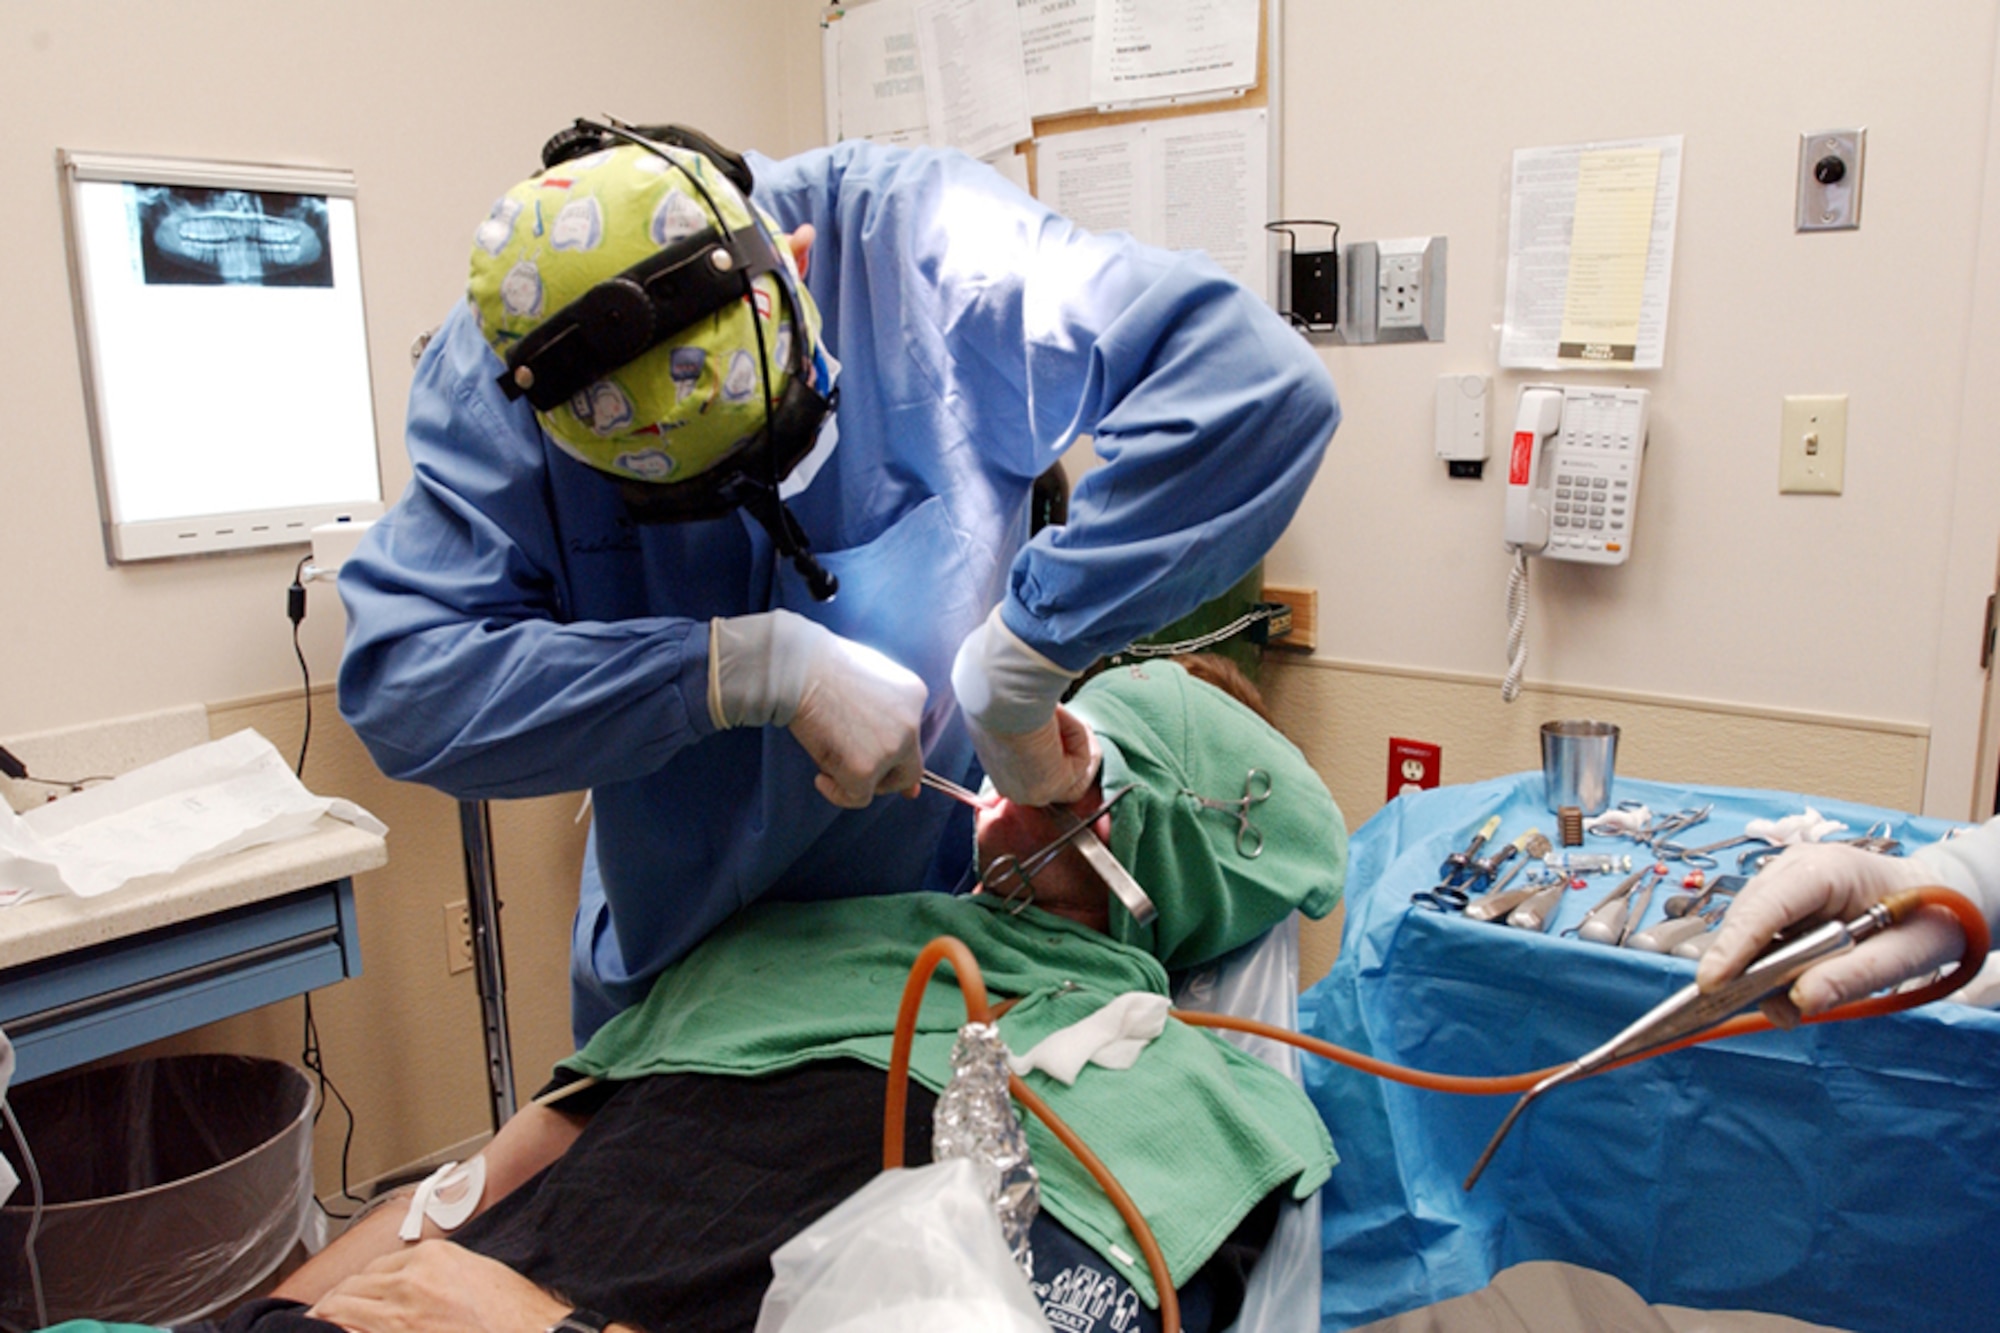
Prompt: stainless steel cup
<box><xmin>1541</xmin><ymin>720</ymin><xmax>1619</xmax><ymax>816</ymax></box>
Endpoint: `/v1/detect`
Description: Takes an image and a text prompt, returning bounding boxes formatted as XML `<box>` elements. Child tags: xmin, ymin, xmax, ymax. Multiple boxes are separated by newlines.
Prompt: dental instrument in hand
<box><xmin>978</xmin><ymin>784</ymin><xmax>1136</xmax><ymax>913</ymax></box>
<box><xmin>921</xmin><ymin>769</ymin><xmax>991</xmax><ymax>808</ymax></box>
<box><xmin>1051</xmin><ymin>804</ymin><xmax>1160</xmax><ymax>926</ymax></box>
<box><xmin>1463</xmin><ymin>887</ymin><xmax>1969</xmax><ymax>1190</ymax></box>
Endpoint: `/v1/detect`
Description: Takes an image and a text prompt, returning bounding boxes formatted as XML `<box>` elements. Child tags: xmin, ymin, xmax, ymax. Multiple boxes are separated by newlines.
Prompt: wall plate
<box><xmin>1341</xmin><ymin>236</ymin><xmax>1447</xmax><ymax>343</ymax></box>
<box><xmin>1796</xmin><ymin>129</ymin><xmax>1865</xmax><ymax>232</ymax></box>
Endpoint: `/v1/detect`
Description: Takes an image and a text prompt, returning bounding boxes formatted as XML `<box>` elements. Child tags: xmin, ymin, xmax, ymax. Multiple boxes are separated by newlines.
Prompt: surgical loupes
<box><xmin>1462</xmin><ymin>889</ymin><xmax>1930</xmax><ymax>1191</ymax></box>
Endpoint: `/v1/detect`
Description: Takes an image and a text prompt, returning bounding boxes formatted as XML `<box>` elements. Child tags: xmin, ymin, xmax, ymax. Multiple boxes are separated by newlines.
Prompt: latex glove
<box><xmin>710</xmin><ymin>610</ymin><xmax>927</xmax><ymax>809</ymax></box>
<box><xmin>951</xmin><ymin>606</ymin><xmax>1098</xmax><ymax>806</ymax></box>
<box><xmin>1696</xmin><ymin>841</ymin><xmax>1960</xmax><ymax>1023</ymax></box>
<box><xmin>310</xmin><ymin>1240</ymin><xmax>572</xmax><ymax>1333</ymax></box>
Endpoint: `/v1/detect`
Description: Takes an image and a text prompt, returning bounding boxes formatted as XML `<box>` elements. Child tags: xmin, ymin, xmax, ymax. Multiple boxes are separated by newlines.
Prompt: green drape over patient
<box><xmin>565</xmin><ymin>660</ymin><xmax>1349</xmax><ymax>1304</ymax></box>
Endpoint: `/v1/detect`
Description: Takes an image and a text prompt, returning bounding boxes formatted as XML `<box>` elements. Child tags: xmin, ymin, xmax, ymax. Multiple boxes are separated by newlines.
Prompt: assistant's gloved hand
<box><xmin>710</xmin><ymin>610</ymin><xmax>927</xmax><ymax>809</ymax></box>
<box><xmin>950</xmin><ymin>607</ymin><xmax>1099</xmax><ymax>806</ymax></box>
<box><xmin>1696</xmin><ymin>842</ymin><xmax>1961</xmax><ymax>1023</ymax></box>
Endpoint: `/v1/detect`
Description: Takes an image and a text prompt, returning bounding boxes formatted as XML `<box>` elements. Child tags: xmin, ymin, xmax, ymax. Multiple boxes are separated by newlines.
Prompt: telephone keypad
<box><xmin>1533</xmin><ymin>387</ymin><xmax>1648</xmax><ymax>567</ymax></box>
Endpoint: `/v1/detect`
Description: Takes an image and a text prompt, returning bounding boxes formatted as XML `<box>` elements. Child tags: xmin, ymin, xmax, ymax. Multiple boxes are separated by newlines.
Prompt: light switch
<box><xmin>1779</xmin><ymin>394</ymin><xmax>1846</xmax><ymax>494</ymax></box>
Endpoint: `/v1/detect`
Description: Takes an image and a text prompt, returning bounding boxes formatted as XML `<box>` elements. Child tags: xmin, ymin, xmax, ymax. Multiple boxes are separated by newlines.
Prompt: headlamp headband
<box><xmin>495</xmin><ymin>219</ymin><xmax>783</xmax><ymax>411</ymax></box>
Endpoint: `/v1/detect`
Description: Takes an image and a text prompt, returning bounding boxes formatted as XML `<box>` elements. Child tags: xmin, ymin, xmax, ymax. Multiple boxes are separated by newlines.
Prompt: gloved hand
<box><xmin>1695</xmin><ymin>841</ymin><xmax>1962</xmax><ymax>1023</ymax></box>
<box><xmin>950</xmin><ymin>607</ymin><xmax>1099</xmax><ymax>806</ymax></box>
<box><xmin>710</xmin><ymin>610</ymin><xmax>927</xmax><ymax>809</ymax></box>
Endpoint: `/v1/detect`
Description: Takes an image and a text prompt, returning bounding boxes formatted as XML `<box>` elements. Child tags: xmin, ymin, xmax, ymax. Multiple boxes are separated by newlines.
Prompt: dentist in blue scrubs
<box><xmin>338</xmin><ymin>121</ymin><xmax>1339</xmax><ymax>1041</ymax></box>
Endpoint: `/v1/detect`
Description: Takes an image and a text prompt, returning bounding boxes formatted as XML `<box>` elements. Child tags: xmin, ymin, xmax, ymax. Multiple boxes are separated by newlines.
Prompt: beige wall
<box><xmin>0</xmin><ymin>0</ymin><xmax>828</xmax><ymax>741</ymax></box>
<box><xmin>1271</xmin><ymin>0</ymin><xmax>2000</xmax><ymax>821</ymax></box>
<box><xmin>7</xmin><ymin>1</ymin><xmax>2000</xmax><ymax>1189</ymax></box>
<box><xmin>0</xmin><ymin>0</ymin><xmax>828</xmax><ymax>1197</ymax></box>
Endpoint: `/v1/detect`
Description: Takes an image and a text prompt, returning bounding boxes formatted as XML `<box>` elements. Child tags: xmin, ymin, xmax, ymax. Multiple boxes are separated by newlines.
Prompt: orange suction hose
<box><xmin>884</xmin><ymin>935</ymin><xmax>1182</xmax><ymax>1333</ymax></box>
<box><xmin>1176</xmin><ymin>884</ymin><xmax>1991</xmax><ymax>1092</ymax></box>
<box><xmin>883</xmin><ymin>888</ymin><xmax>1988</xmax><ymax>1333</ymax></box>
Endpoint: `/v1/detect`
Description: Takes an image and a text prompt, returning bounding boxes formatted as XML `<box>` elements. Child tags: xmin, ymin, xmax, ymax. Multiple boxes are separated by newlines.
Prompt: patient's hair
<box><xmin>1170</xmin><ymin>653</ymin><xmax>1272</xmax><ymax>724</ymax></box>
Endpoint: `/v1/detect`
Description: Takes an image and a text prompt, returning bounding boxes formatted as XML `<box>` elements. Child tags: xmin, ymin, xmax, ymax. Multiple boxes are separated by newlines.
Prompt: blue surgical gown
<box><xmin>337</xmin><ymin>140</ymin><xmax>1339</xmax><ymax>1041</ymax></box>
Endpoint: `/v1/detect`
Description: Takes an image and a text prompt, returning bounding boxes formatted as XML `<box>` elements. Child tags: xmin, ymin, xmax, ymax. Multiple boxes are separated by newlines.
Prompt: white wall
<box><xmin>0</xmin><ymin>0</ymin><xmax>826</xmax><ymax>738</ymax></box>
<box><xmin>1269</xmin><ymin>1</ymin><xmax>2000</xmax><ymax>816</ymax></box>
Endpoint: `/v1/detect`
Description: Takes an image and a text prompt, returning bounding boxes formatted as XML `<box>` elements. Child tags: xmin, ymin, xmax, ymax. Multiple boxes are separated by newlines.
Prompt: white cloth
<box><xmin>1743</xmin><ymin>808</ymin><xmax>1847</xmax><ymax>845</ymax></box>
<box><xmin>1006</xmin><ymin>992</ymin><xmax>1171</xmax><ymax>1086</ymax></box>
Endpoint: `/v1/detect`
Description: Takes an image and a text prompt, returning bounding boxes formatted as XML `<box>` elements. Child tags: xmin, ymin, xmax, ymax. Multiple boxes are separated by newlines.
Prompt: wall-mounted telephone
<box><xmin>1504</xmin><ymin>384</ymin><xmax>1649</xmax><ymax>564</ymax></box>
<box><xmin>1500</xmin><ymin>384</ymin><xmax>1650</xmax><ymax>701</ymax></box>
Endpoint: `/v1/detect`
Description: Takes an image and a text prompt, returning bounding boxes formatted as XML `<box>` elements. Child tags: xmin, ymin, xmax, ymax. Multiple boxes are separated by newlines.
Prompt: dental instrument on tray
<box><xmin>1463</xmin><ymin>887</ymin><xmax>1980</xmax><ymax>1190</ymax></box>
<box><xmin>1410</xmin><ymin>815</ymin><xmax>1508</xmax><ymax>911</ymax></box>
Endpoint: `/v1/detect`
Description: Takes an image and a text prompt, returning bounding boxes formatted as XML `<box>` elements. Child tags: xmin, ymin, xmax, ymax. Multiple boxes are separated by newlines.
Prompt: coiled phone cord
<box><xmin>885</xmin><ymin>887</ymin><xmax>1990</xmax><ymax>1333</ymax></box>
<box><xmin>1501</xmin><ymin>547</ymin><xmax>1530</xmax><ymax>703</ymax></box>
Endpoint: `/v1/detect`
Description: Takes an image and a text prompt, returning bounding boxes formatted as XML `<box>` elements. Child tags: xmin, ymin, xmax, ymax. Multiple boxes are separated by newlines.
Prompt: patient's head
<box><xmin>973</xmin><ymin>656</ymin><xmax>1346</xmax><ymax>969</ymax></box>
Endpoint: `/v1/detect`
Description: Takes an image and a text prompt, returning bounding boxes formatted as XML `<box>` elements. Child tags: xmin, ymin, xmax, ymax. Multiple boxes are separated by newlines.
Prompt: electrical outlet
<box><xmin>1779</xmin><ymin>394</ymin><xmax>1846</xmax><ymax>494</ymax></box>
<box><xmin>1387</xmin><ymin>738</ymin><xmax>1441</xmax><ymax>802</ymax></box>
<box><xmin>1341</xmin><ymin>237</ymin><xmax>1446</xmax><ymax>344</ymax></box>
<box><xmin>445</xmin><ymin>900</ymin><xmax>473</xmax><ymax>974</ymax></box>
<box><xmin>1379</xmin><ymin>249</ymin><xmax>1425</xmax><ymax>329</ymax></box>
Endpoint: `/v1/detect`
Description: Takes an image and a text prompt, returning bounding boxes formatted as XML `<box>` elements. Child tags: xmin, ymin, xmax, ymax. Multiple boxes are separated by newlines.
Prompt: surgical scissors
<box><xmin>1182</xmin><ymin>768</ymin><xmax>1272</xmax><ymax>858</ymax></box>
<box><xmin>978</xmin><ymin>784</ymin><xmax>1136</xmax><ymax>914</ymax></box>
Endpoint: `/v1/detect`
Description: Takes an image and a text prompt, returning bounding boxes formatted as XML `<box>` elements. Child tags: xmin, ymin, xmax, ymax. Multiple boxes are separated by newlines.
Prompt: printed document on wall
<box><xmin>1037</xmin><ymin>106</ymin><xmax>1268</xmax><ymax>298</ymax></box>
<box><xmin>1019</xmin><ymin>0</ymin><xmax>1095</xmax><ymax>119</ymax></box>
<box><xmin>916</xmin><ymin>0</ymin><xmax>1034</xmax><ymax>160</ymax></box>
<box><xmin>1089</xmin><ymin>0</ymin><xmax>1260</xmax><ymax>108</ymax></box>
<box><xmin>1500</xmin><ymin>135</ymin><xmax>1683</xmax><ymax>370</ymax></box>
<box><xmin>826</xmin><ymin>0</ymin><xmax>930</xmax><ymax>145</ymax></box>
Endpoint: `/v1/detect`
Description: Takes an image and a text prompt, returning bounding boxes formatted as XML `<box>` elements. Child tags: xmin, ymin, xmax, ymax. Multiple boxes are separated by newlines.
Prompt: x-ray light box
<box><xmin>59</xmin><ymin>150</ymin><xmax>384</xmax><ymax>562</ymax></box>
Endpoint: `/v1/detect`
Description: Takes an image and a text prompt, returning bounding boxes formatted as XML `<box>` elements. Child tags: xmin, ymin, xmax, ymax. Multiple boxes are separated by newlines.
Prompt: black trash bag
<box><xmin>0</xmin><ymin>1054</ymin><xmax>314</xmax><ymax>1330</ymax></box>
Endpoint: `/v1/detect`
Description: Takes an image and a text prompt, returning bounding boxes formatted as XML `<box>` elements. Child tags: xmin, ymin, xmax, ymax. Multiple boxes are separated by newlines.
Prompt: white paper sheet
<box><xmin>1018</xmin><ymin>0</ymin><xmax>1096</xmax><ymax>119</ymax></box>
<box><xmin>1500</xmin><ymin>135</ymin><xmax>1684</xmax><ymax>370</ymax></box>
<box><xmin>916</xmin><ymin>0</ymin><xmax>1035</xmax><ymax>161</ymax></box>
<box><xmin>1036</xmin><ymin>106</ymin><xmax>1268</xmax><ymax>297</ymax></box>
<box><xmin>1038</xmin><ymin>120</ymin><xmax>1154</xmax><ymax>235</ymax></box>
<box><xmin>0</xmin><ymin>728</ymin><xmax>386</xmax><ymax>903</ymax></box>
<box><xmin>828</xmin><ymin>0</ymin><xmax>931</xmax><ymax>144</ymax></box>
<box><xmin>1088</xmin><ymin>0</ymin><xmax>1259</xmax><ymax>108</ymax></box>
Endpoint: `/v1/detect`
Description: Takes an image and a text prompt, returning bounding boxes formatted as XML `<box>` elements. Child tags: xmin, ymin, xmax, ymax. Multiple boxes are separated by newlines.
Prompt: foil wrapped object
<box><xmin>933</xmin><ymin>1020</ymin><xmax>1040</xmax><ymax>1272</ymax></box>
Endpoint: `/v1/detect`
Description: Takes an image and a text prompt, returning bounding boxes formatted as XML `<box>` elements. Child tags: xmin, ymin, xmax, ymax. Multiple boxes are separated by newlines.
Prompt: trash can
<box><xmin>0</xmin><ymin>1054</ymin><xmax>315</xmax><ymax>1330</ymax></box>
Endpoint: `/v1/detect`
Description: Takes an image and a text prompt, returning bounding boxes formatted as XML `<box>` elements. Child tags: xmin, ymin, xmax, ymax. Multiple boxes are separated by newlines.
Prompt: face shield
<box><xmin>467</xmin><ymin>119</ymin><xmax>840</xmax><ymax>599</ymax></box>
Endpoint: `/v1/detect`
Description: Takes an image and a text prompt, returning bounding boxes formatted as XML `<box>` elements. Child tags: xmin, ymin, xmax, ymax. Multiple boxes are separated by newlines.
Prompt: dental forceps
<box><xmin>1182</xmin><ymin>768</ymin><xmax>1272</xmax><ymax>858</ymax></box>
<box><xmin>1464</xmin><ymin>893</ymin><xmax>1920</xmax><ymax>1190</ymax></box>
<box><xmin>978</xmin><ymin>784</ymin><xmax>1136</xmax><ymax>915</ymax></box>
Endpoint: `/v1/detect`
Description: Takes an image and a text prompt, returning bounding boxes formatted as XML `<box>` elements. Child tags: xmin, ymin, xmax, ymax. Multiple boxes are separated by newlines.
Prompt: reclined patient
<box><xmin>133</xmin><ymin>657</ymin><xmax>1348</xmax><ymax>1333</ymax></box>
